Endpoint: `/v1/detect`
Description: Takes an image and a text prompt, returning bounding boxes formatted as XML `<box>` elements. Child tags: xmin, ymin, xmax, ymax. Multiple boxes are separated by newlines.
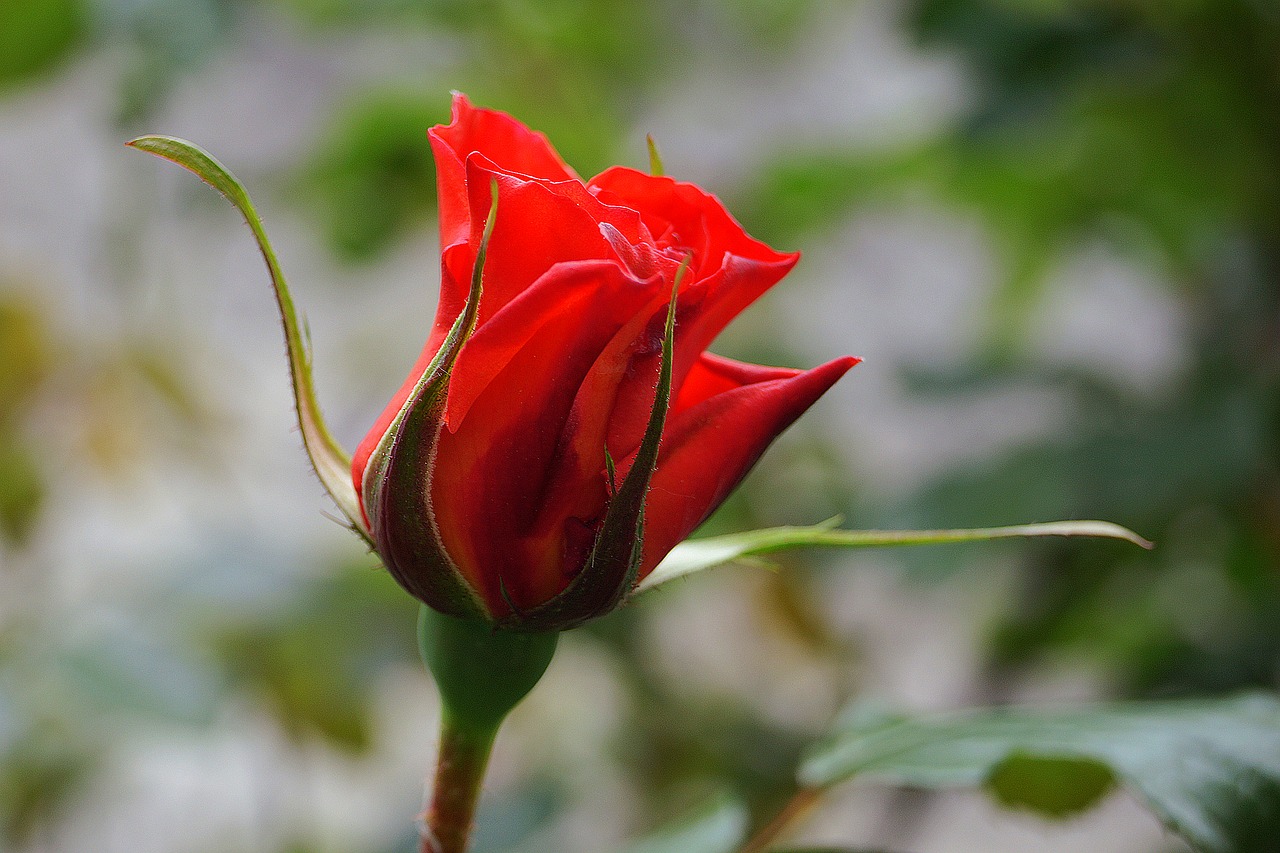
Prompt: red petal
<box><xmin>444</xmin><ymin>257</ymin><xmax>652</xmax><ymax>432</ymax></box>
<box><xmin>588</xmin><ymin>167</ymin><xmax>788</xmax><ymax>273</ymax></box>
<box><xmin>456</xmin><ymin>153</ymin><xmax>646</xmax><ymax>325</ymax></box>
<box><xmin>587</xmin><ymin>168</ymin><xmax>804</xmax><ymax>461</ymax></box>
<box><xmin>352</xmin><ymin>155</ymin><xmax>649</xmax><ymax>503</ymax></box>
<box><xmin>603</xmin><ymin>251</ymin><xmax>799</xmax><ymax>465</ymax></box>
<box><xmin>429</xmin><ymin>261</ymin><xmax>657</xmax><ymax>612</ymax></box>
<box><xmin>430</xmin><ymin>93</ymin><xmax>578</xmax><ymax>252</ymax></box>
<box><xmin>637</xmin><ymin>355</ymin><xmax>860</xmax><ymax>577</ymax></box>
<box><xmin>353</xmin><ymin>93</ymin><xmax>581</xmax><ymax>503</ymax></box>
<box><xmin>670</xmin><ymin>351</ymin><xmax>804</xmax><ymax>415</ymax></box>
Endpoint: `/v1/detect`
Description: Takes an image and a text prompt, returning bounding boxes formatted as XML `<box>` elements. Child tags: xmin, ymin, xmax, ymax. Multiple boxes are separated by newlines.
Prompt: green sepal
<box><xmin>127</xmin><ymin>135</ymin><xmax>370</xmax><ymax>543</ymax></box>
<box><xmin>647</xmin><ymin>134</ymin><xmax>665</xmax><ymax>177</ymax></box>
<box><xmin>418</xmin><ymin>605</ymin><xmax>558</xmax><ymax>733</ymax></box>
<box><xmin>363</xmin><ymin>182</ymin><xmax>499</xmax><ymax>621</ymax></box>
<box><xmin>638</xmin><ymin>518</ymin><xmax>1153</xmax><ymax>594</ymax></box>
<box><xmin>504</xmin><ymin>258</ymin><xmax>689</xmax><ymax>631</ymax></box>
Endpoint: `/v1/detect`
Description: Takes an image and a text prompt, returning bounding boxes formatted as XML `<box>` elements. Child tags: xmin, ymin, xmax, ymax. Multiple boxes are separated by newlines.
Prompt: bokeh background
<box><xmin>1</xmin><ymin>1</ymin><xmax>1277</xmax><ymax>851</ymax></box>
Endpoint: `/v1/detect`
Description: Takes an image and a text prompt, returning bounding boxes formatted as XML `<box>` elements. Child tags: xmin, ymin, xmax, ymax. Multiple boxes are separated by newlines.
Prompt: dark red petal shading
<box><xmin>428</xmin><ymin>260</ymin><xmax>657</xmax><ymax>614</ymax></box>
<box><xmin>636</xmin><ymin>354</ymin><xmax>860</xmax><ymax>578</ymax></box>
<box><xmin>524</xmin><ymin>265</ymin><xmax>678</xmax><ymax>555</ymax></box>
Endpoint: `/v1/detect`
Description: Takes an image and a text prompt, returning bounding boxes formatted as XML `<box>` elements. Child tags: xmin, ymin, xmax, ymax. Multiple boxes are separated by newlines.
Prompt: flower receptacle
<box><xmin>417</xmin><ymin>605</ymin><xmax>558</xmax><ymax>733</ymax></box>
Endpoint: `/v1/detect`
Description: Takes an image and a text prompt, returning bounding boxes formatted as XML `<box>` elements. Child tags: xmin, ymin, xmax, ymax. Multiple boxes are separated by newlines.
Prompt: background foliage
<box><xmin>0</xmin><ymin>0</ymin><xmax>1276</xmax><ymax>851</ymax></box>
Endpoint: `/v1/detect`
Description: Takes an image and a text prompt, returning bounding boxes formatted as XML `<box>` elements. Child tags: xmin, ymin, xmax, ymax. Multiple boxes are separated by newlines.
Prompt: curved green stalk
<box><xmin>126</xmin><ymin>135</ymin><xmax>369</xmax><ymax>542</ymax></box>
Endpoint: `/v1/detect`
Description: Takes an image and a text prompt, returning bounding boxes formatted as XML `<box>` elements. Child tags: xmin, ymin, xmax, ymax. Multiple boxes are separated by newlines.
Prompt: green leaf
<box><xmin>126</xmin><ymin>136</ymin><xmax>369</xmax><ymax>543</ymax></box>
<box><xmin>639</xmin><ymin>519</ymin><xmax>1152</xmax><ymax>593</ymax></box>
<box><xmin>620</xmin><ymin>794</ymin><xmax>748</xmax><ymax>853</ymax></box>
<box><xmin>985</xmin><ymin>753</ymin><xmax>1114</xmax><ymax>817</ymax></box>
<box><xmin>801</xmin><ymin>694</ymin><xmax>1280</xmax><ymax>853</ymax></box>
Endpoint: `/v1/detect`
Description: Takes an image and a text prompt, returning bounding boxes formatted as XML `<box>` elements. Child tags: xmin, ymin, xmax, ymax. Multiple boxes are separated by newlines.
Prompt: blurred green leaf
<box><xmin>985</xmin><ymin>752</ymin><xmax>1114</xmax><ymax>817</ymax></box>
<box><xmin>0</xmin><ymin>731</ymin><xmax>92</xmax><ymax>846</ymax></box>
<box><xmin>0</xmin><ymin>293</ymin><xmax>51</xmax><ymax>428</ymax></box>
<box><xmin>856</xmin><ymin>5</ymin><xmax>1280</xmax><ymax>679</ymax></box>
<box><xmin>0</xmin><ymin>0</ymin><xmax>83</xmax><ymax>88</ymax></box>
<box><xmin>297</xmin><ymin>90</ymin><xmax>446</xmax><ymax>260</ymax></box>
<box><xmin>620</xmin><ymin>793</ymin><xmax>748</xmax><ymax>853</ymax></box>
<box><xmin>802</xmin><ymin>693</ymin><xmax>1280</xmax><ymax>853</ymax></box>
<box><xmin>0</xmin><ymin>442</ymin><xmax>43</xmax><ymax>548</ymax></box>
<box><xmin>0</xmin><ymin>294</ymin><xmax>52</xmax><ymax>547</ymax></box>
<box><xmin>211</xmin><ymin>563</ymin><xmax>416</xmax><ymax>750</ymax></box>
<box><xmin>743</xmin><ymin>0</ymin><xmax>1280</xmax><ymax>359</ymax></box>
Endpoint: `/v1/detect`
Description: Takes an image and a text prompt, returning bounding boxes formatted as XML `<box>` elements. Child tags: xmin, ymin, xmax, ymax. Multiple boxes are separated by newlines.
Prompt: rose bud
<box><xmin>353</xmin><ymin>93</ymin><xmax>857</xmax><ymax>632</ymax></box>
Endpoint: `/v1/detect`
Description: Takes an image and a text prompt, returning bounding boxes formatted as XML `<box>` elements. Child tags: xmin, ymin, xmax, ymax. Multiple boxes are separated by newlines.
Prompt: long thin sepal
<box><xmin>126</xmin><ymin>135</ymin><xmax>370</xmax><ymax>542</ymax></box>
<box><xmin>646</xmin><ymin>134</ymin><xmax>665</xmax><ymax>177</ymax></box>
<box><xmin>637</xmin><ymin>519</ymin><xmax>1153</xmax><ymax>593</ymax></box>
<box><xmin>363</xmin><ymin>182</ymin><xmax>499</xmax><ymax>620</ymax></box>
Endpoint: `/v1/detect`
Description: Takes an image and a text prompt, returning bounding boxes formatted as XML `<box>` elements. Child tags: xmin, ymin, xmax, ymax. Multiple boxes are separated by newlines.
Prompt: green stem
<box><xmin>416</xmin><ymin>607</ymin><xmax>559</xmax><ymax>853</ymax></box>
<box><xmin>737</xmin><ymin>786</ymin><xmax>822</xmax><ymax>853</ymax></box>
<box><xmin>420</xmin><ymin>715</ymin><xmax>498</xmax><ymax>853</ymax></box>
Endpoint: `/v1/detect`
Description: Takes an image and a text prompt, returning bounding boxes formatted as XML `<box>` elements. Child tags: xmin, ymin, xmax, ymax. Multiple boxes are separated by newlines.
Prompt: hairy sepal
<box><xmin>364</xmin><ymin>183</ymin><xmax>500</xmax><ymax>622</ymax></box>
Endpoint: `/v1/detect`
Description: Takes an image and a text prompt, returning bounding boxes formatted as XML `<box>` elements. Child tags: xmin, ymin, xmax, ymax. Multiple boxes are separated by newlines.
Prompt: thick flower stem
<box><xmin>416</xmin><ymin>607</ymin><xmax>559</xmax><ymax>853</ymax></box>
<box><xmin>420</xmin><ymin>715</ymin><xmax>498</xmax><ymax>853</ymax></box>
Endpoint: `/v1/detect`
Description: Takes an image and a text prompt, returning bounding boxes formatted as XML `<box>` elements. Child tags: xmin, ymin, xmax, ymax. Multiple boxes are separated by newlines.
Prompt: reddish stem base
<box><xmin>419</xmin><ymin>717</ymin><xmax>497</xmax><ymax>853</ymax></box>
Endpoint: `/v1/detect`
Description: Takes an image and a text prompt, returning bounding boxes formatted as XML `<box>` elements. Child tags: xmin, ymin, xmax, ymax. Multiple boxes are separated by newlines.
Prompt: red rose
<box><xmin>352</xmin><ymin>93</ymin><xmax>856</xmax><ymax>630</ymax></box>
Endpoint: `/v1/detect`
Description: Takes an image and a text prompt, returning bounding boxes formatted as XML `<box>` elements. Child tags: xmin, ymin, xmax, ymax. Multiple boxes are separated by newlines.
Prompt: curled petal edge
<box><xmin>126</xmin><ymin>136</ymin><xmax>371</xmax><ymax>544</ymax></box>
